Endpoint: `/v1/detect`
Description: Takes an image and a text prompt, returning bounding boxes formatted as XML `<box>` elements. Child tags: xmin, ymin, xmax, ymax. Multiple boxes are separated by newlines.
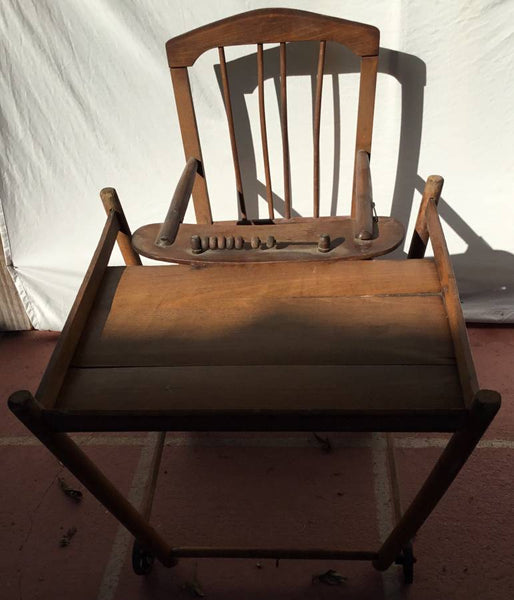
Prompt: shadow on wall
<box><xmin>209</xmin><ymin>42</ymin><xmax>513</xmax><ymax>322</ymax></box>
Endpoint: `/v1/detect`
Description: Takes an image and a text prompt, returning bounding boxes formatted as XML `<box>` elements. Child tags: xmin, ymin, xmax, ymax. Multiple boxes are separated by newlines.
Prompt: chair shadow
<box><xmin>211</xmin><ymin>42</ymin><xmax>513</xmax><ymax>321</ymax></box>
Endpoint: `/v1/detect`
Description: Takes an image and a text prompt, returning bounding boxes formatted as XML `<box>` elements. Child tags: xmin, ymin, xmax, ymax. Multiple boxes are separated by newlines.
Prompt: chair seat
<box><xmin>132</xmin><ymin>216</ymin><xmax>405</xmax><ymax>263</ymax></box>
<box><xmin>45</xmin><ymin>260</ymin><xmax>467</xmax><ymax>432</ymax></box>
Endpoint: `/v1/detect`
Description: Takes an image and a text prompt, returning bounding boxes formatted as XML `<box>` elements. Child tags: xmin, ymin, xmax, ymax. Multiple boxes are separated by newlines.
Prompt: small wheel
<box><xmin>395</xmin><ymin>541</ymin><xmax>416</xmax><ymax>584</ymax></box>
<box><xmin>132</xmin><ymin>539</ymin><xmax>155</xmax><ymax>575</ymax></box>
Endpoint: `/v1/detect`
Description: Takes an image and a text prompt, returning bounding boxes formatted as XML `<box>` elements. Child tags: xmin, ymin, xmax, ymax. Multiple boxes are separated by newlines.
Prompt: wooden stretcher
<box><xmin>9</xmin><ymin>9</ymin><xmax>500</xmax><ymax>585</ymax></box>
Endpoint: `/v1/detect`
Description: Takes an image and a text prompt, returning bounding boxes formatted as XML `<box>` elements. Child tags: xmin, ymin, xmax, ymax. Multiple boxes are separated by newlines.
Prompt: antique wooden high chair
<box><xmin>9</xmin><ymin>8</ymin><xmax>500</xmax><ymax>586</ymax></box>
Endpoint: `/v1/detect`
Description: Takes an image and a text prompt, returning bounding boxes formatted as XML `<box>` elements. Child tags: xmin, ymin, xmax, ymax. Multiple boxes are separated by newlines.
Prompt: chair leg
<box><xmin>373</xmin><ymin>390</ymin><xmax>500</xmax><ymax>572</ymax></box>
<box><xmin>8</xmin><ymin>390</ymin><xmax>175</xmax><ymax>567</ymax></box>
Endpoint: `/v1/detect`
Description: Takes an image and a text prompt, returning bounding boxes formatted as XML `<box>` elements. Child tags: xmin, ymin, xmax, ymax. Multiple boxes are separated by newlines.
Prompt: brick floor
<box><xmin>0</xmin><ymin>327</ymin><xmax>512</xmax><ymax>599</ymax></box>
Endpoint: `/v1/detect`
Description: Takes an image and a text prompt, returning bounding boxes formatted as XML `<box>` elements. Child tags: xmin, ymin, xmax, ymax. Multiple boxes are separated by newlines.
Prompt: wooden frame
<box><xmin>131</xmin><ymin>9</ymin><xmax>404</xmax><ymax>264</ymax></box>
<box><xmin>7</xmin><ymin>10</ymin><xmax>501</xmax><ymax>587</ymax></box>
<box><xmin>8</xmin><ymin>178</ymin><xmax>500</xmax><ymax>583</ymax></box>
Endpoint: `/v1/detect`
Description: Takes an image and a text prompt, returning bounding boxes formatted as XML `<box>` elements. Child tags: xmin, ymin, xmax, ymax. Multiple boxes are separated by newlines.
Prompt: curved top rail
<box><xmin>166</xmin><ymin>8</ymin><xmax>379</xmax><ymax>67</ymax></box>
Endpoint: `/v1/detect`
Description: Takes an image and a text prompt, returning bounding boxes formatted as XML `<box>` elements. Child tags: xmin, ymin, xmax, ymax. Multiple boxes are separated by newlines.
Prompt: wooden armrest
<box><xmin>354</xmin><ymin>149</ymin><xmax>374</xmax><ymax>240</ymax></box>
<box><xmin>156</xmin><ymin>157</ymin><xmax>200</xmax><ymax>246</ymax></box>
<box><xmin>407</xmin><ymin>175</ymin><xmax>444</xmax><ymax>259</ymax></box>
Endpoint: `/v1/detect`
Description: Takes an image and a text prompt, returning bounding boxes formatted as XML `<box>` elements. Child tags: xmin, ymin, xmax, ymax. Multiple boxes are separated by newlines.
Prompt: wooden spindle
<box><xmin>170</xmin><ymin>67</ymin><xmax>213</xmax><ymax>224</ymax></box>
<box><xmin>218</xmin><ymin>47</ymin><xmax>247</xmax><ymax>220</ymax></box>
<box><xmin>313</xmin><ymin>41</ymin><xmax>326</xmax><ymax>218</ymax></box>
<box><xmin>257</xmin><ymin>43</ymin><xmax>274</xmax><ymax>219</ymax></box>
<box><xmin>351</xmin><ymin>55</ymin><xmax>378</xmax><ymax>218</ymax></box>
<box><xmin>280</xmin><ymin>42</ymin><xmax>291</xmax><ymax>219</ymax></box>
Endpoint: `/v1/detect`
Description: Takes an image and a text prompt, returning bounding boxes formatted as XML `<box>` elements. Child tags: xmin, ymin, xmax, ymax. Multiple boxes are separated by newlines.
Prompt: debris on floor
<box><xmin>312</xmin><ymin>569</ymin><xmax>348</xmax><ymax>586</ymax></box>
<box><xmin>58</xmin><ymin>477</ymin><xmax>83</xmax><ymax>503</ymax></box>
<box><xmin>312</xmin><ymin>432</ymin><xmax>333</xmax><ymax>453</ymax></box>
<box><xmin>59</xmin><ymin>527</ymin><xmax>77</xmax><ymax>547</ymax></box>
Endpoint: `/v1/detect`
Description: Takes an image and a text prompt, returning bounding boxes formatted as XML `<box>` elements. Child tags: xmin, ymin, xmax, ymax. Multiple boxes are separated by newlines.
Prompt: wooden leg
<box><xmin>373</xmin><ymin>390</ymin><xmax>500</xmax><ymax>571</ymax></box>
<box><xmin>100</xmin><ymin>188</ymin><xmax>142</xmax><ymax>266</ymax></box>
<box><xmin>407</xmin><ymin>175</ymin><xmax>444</xmax><ymax>259</ymax></box>
<box><xmin>8</xmin><ymin>391</ymin><xmax>175</xmax><ymax>567</ymax></box>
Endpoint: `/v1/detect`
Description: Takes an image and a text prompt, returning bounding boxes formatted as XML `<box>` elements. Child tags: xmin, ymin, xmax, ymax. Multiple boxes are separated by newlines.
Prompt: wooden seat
<box><xmin>44</xmin><ymin>259</ymin><xmax>465</xmax><ymax>432</ymax></box>
<box><xmin>131</xmin><ymin>8</ymin><xmax>405</xmax><ymax>263</ymax></box>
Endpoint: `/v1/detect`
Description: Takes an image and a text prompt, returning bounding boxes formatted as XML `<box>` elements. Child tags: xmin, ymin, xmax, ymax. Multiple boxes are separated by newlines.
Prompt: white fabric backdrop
<box><xmin>1</xmin><ymin>0</ymin><xmax>513</xmax><ymax>330</ymax></box>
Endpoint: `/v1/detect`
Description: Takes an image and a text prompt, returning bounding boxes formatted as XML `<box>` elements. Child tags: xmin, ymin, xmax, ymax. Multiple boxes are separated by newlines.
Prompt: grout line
<box><xmin>1</xmin><ymin>434</ymin><xmax>513</xmax><ymax>448</ymax></box>
<box><xmin>96</xmin><ymin>433</ymin><xmax>161</xmax><ymax>600</ymax></box>
<box><xmin>371</xmin><ymin>433</ymin><xmax>402</xmax><ymax>598</ymax></box>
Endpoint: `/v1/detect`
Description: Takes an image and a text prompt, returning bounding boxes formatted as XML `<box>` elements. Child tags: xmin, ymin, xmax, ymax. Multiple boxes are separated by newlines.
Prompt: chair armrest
<box><xmin>155</xmin><ymin>157</ymin><xmax>200</xmax><ymax>246</ymax></box>
<box><xmin>354</xmin><ymin>150</ymin><xmax>374</xmax><ymax>240</ymax></box>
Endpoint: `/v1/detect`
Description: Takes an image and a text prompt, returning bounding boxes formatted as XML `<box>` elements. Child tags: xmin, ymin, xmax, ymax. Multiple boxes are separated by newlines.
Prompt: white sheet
<box><xmin>1</xmin><ymin>0</ymin><xmax>513</xmax><ymax>329</ymax></box>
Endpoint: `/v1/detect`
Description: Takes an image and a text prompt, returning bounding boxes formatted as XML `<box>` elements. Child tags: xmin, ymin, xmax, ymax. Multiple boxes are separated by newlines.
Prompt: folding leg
<box><xmin>373</xmin><ymin>390</ymin><xmax>500</xmax><ymax>572</ymax></box>
<box><xmin>8</xmin><ymin>391</ymin><xmax>175</xmax><ymax>567</ymax></box>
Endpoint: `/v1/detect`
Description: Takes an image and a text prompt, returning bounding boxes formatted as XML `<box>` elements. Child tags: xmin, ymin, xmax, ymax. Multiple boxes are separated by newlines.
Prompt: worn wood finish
<box><xmin>170</xmin><ymin>67</ymin><xmax>212</xmax><ymax>224</ymax></box>
<box><xmin>82</xmin><ymin>259</ymin><xmax>441</xmax><ymax>302</ymax></box>
<box><xmin>100</xmin><ymin>188</ymin><xmax>142</xmax><ymax>266</ymax></box>
<box><xmin>218</xmin><ymin>47</ymin><xmax>247</xmax><ymax>220</ymax></box>
<box><xmin>352</xmin><ymin>56</ymin><xmax>378</xmax><ymax>217</ymax></box>
<box><xmin>280</xmin><ymin>42</ymin><xmax>291</xmax><ymax>219</ymax></box>
<box><xmin>36</xmin><ymin>211</ymin><xmax>119</xmax><ymax>409</ymax></box>
<box><xmin>58</xmin><ymin>364</ymin><xmax>463</xmax><ymax>415</ymax></box>
<box><xmin>72</xmin><ymin>268</ymin><xmax>453</xmax><ymax>369</ymax></box>
<box><xmin>313</xmin><ymin>41</ymin><xmax>326</xmax><ymax>218</ymax></box>
<box><xmin>257</xmin><ymin>43</ymin><xmax>274</xmax><ymax>219</ymax></box>
<box><xmin>156</xmin><ymin>157</ymin><xmax>199</xmax><ymax>246</ymax></box>
<box><xmin>132</xmin><ymin>217</ymin><xmax>405</xmax><ymax>264</ymax></box>
<box><xmin>408</xmin><ymin>175</ymin><xmax>444</xmax><ymax>259</ymax></box>
<box><xmin>354</xmin><ymin>150</ymin><xmax>374</xmax><ymax>239</ymax></box>
<box><xmin>426</xmin><ymin>199</ymin><xmax>479</xmax><ymax>405</ymax></box>
<box><xmin>166</xmin><ymin>9</ymin><xmax>379</xmax><ymax>67</ymax></box>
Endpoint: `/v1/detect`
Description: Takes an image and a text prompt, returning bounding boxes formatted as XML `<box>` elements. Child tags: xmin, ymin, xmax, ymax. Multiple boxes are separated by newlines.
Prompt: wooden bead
<box><xmin>318</xmin><ymin>233</ymin><xmax>331</xmax><ymax>253</ymax></box>
<box><xmin>266</xmin><ymin>235</ymin><xmax>276</xmax><ymax>249</ymax></box>
<box><xmin>209</xmin><ymin>236</ymin><xmax>217</xmax><ymax>250</ymax></box>
<box><xmin>190</xmin><ymin>235</ymin><xmax>202</xmax><ymax>254</ymax></box>
<box><xmin>251</xmin><ymin>236</ymin><xmax>261</xmax><ymax>249</ymax></box>
<box><xmin>217</xmin><ymin>235</ymin><xmax>226</xmax><ymax>249</ymax></box>
<box><xmin>226</xmin><ymin>236</ymin><xmax>234</xmax><ymax>249</ymax></box>
<box><xmin>200</xmin><ymin>236</ymin><xmax>209</xmax><ymax>251</ymax></box>
<box><xmin>235</xmin><ymin>235</ymin><xmax>244</xmax><ymax>249</ymax></box>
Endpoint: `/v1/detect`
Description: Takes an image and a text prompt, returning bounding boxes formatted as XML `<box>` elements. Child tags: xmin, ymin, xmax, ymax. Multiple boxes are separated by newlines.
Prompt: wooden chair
<box><xmin>131</xmin><ymin>8</ymin><xmax>405</xmax><ymax>263</ymax></box>
<box><xmin>9</xmin><ymin>9</ymin><xmax>500</xmax><ymax>586</ymax></box>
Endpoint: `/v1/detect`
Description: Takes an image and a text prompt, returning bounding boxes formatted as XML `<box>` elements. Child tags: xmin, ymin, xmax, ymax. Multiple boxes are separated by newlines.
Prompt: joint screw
<box><xmin>318</xmin><ymin>233</ymin><xmax>331</xmax><ymax>253</ymax></box>
<box><xmin>266</xmin><ymin>235</ymin><xmax>276</xmax><ymax>249</ymax></box>
<box><xmin>226</xmin><ymin>236</ymin><xmax>234</xmax><ymax>250</ymax></box>
<box><xmin>200</xmin><ymin>236</ymin><xmax>209</xmax><ymax>251</ymax></box>
<box><xmin>251</xmin><ymin>236</ymin><xmax>261</xmax><ymax>249</ymax></box>
<box><xmin>209</xmin><ymin>236</ymin><xmax>217</xmax><ymax>250</ymax></box>
<box><xmin>235</xmin><ymin>235</ymin><xmax>244</xmax><ymax>249</ymax></box>
<box><xmin>191</xmin><ymin>235</ymin><xmax>202</xmax><ymax>254</ymax></box>
<box><xmin>217</xmin><ymin>235</ymin><xmax>226</xmax><ymax>250</ymax></box>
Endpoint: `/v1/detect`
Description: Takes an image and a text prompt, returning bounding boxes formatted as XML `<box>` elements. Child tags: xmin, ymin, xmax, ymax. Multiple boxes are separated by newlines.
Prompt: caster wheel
<box><xmin>132</xmin><ymin>539</ymin><xmax>155</xmax><ymax>575</ymax></box>
<box><xmin>395</xmin><ymin>542</ymin><xmax>416</xmax><ymax>584</ymax></box>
